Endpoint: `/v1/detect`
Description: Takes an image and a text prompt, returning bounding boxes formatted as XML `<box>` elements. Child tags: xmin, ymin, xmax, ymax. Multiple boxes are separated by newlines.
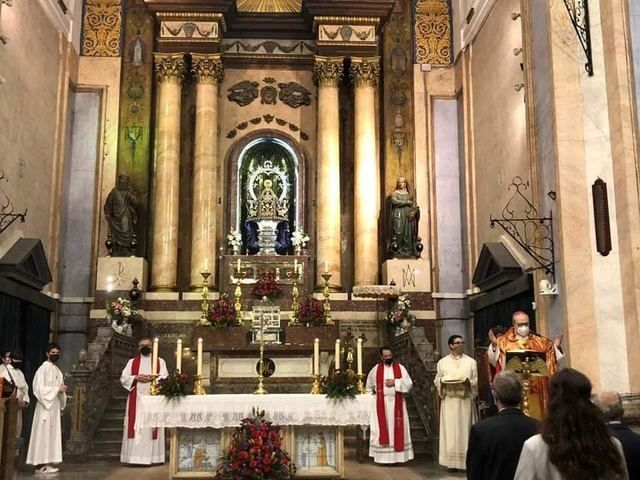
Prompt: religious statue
<box><xmin>386</xmin><ymin>177</ymin><xmax>422</xmax><ymax>258</ymax></box>
<box><xmin>104</xmin><ymin>173</ymin><xmax>138</xmax><ymax>256</ymax></box>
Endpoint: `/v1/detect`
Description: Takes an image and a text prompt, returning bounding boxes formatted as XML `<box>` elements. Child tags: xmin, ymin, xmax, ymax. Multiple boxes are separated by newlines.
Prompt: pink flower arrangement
<box><xmin>298</xmin><ymin>297</ymin><xmax>325</xmax><ymax>326</ymax></box>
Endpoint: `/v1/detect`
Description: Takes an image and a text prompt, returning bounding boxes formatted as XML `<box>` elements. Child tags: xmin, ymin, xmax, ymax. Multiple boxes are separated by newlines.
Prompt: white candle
<box><xmin>176</xmin><ymin>339</ymin><xmax>182</xmax><ymax>372</ymax></box>
<box><xmin>294</xmin><ymin>259</ymin><xmax>298</xmax><ymax>274</ymax></box>
<box><xmin>324</xmin><ymin>260</ymin><xmax>328</xmax><ymax>273</ymax></box>
<box><xmin>152</xmin><ymin>337</ymin><xmax>159</xmax><ymax>375</ymax></box>
<box><xmin>314</xmin><ymin>338</ymin><xmax>320</xmax><ymax>375</ymax></box>
<box><xmin>204</xmin><ymin>257</ymin><xmax>209</xmax><ymax>272</ymax></box>
<box><xmin>197</xmin><ymin>338</ymin><xmax>203</xmax><ymax>376</ymax></box>
<box><xmin>237</xmin><ymin>258</ymin><xmax>241</xmax><ymax>272</ymax></box>
<box><xmin>357</xmin><ymin>338</ymin><xmax>363</xmax><ymax>375</ymax></box>
<box><xmin>335</xmin><ymin>339</ymin><xmax>341</xmax><ymax>371</ymax></box>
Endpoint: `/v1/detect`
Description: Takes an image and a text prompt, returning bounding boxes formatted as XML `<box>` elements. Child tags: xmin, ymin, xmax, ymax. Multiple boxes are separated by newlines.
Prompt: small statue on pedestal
<box><xmin>104</xmin><ymin>173</ymin><xmax>138</xmax><ymax>256</ymax></box>
<box><xmin>386</xmin><ymin>177</ymin><xmax>423</xmax><ymax>258</ymax></box>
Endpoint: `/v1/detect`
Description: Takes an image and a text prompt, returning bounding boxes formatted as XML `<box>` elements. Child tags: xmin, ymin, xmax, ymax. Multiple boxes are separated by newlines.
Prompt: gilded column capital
<box><xmin>349</xmin><ymin>57</ymin><xmax>380</xmax><ymax>88</ymax></box>
<box><xmin>154</xmin><ymin>53</ymin><xmax>186</xmax><ymax>84</ymax></box>
<box><xmin>313</xmin><ymin>56</ymin><xmax>344</xmax><ymax>87</ymax></box>
<box><xmin>191</xmin><ymin>53</ymin><xmax>225</xmax><ymax>84</ymax></box>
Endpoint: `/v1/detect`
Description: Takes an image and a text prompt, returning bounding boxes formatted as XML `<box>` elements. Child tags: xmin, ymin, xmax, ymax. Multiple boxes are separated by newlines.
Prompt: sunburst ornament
<box><xmin>236</xmin><ymin>0</ymin><xmax>302</xmax><ymax>13</ymax></box>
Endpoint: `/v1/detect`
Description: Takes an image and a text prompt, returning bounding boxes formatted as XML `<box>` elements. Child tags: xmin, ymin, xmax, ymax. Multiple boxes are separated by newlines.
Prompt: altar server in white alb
<box><xmin>1</xmin><ymin>350</ymin><xmax>30</xmax><ymax>435</ymax></box>
<box><xmin>26</xmin><ymin>343</ymin><xmax>67</xmax><ymax>474</ymax></box>
<box><xmin>434</xmin><ymin>334</ymin><xmax>478</xmax><ymax>473</ymax></box>
<box><xmin>120</xmin><ymin>337</ymin><xmax>169</xmax><ymax>465</ymax></box>
<box><xmin>366</xmin><ymin>346</ymin><xmax>414</xmax><ymax>464</ymax></box>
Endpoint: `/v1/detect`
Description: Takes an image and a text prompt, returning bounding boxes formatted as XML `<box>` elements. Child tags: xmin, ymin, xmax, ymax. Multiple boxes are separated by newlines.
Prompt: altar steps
<box><xmin>86</xmin><ymin>394</ymin><xmax>128</xmax><ymax>462</ymax></box>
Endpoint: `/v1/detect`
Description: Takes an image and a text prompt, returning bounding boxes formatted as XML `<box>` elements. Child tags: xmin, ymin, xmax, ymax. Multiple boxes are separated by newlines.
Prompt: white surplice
<box><xmin>26</xmin><ymin>361</ymin><xmax>66</xmax><ymax>465</ymax></box>
<box><xmin>120</xmin><ymin>356</ymin><xmax>168</xmax><ymax>464</ymax></box>
<box><xmin>0</xmin><ymin>363</ymin><xmax>29</xmax><ymax>435</ymax></box>
<box><xmin>365</xmin><ymin>363</ymin><xmax>414</xmax><ymax>464</ymax></box>
<box><xmin>434</xmin><ymin>353</ymin><xmax>478</xmax><ymax>470</ymax></box>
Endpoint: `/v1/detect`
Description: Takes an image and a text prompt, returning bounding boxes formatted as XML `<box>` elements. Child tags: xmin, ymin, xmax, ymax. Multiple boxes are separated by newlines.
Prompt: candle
<box><xmin>176</xmin><ymin>339</ymin><xmax>182</xmax><ymax>372</ymax></box>
<box><xmin>204</xmin><ymin>258</ymin><xmax>209</xmax><ymax>272</ymax></box>
<box><xmin>294</xmin><ymin>259</ymin><xmax>298</xmax><ymax>274</ymax></box>
<box><xmin>324</xmin><ymin>260</ymin><xmax>328</xmax><ymax>273</ymax></box>
<box><xmin>314</xmin><ymin>338</ymin><xmax>320</xmax><ymax>375</ymax></box>
<box><xmin>197</xmin><ymin>338</ymin><xmax>203</xmax><ymax>376</ymax></box>
<box><xmin>357</xmin><ymin>338</ymin><xmax>363</xmax><ymax>375</ymax></box>
<box><xmin>335</xmin><ymin>339</ymin><xmax>341</xmax><ymax>371</ymax></box>
<box><xmin>152</xmin><ymin>337</ymin><xmax>159</xmax><ymax>375</ymax></box>
<box><xmin>237</xmin><ymin>258</ymin><xmax>241</xmax><ymax>272</ymax></box>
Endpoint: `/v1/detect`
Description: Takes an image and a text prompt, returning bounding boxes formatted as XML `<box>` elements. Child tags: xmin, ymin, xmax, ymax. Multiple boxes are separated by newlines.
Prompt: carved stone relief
<box><xmin>227</xmin><ymin>79</ymin><xmax>312</xmax><ymax>108</ymax></box>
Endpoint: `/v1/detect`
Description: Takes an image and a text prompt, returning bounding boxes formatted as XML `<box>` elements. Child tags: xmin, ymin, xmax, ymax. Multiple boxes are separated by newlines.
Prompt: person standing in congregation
<box><xmin>1</xmin><ymin>350</ymin><xmax>30</xmax><ymax>441</ymax></box>
<box><xmin>466</xmin><ymin>371</ymin><xmax>538</xmax><ymax>480</ymax></box>
<box><xmin>120</xmin><ymin>337</ymin><xmax>168</xmax><ymax>465</ymax></box>
<box><xmin>366</xmin><ymin>346</ymin><xmax>414</xmax><ymax>464</ymax></box>
<box><xmin>26</xmin><ymin>343</ymin><xmax>67</xmax><ymax>474</ymax></box>
<box><xmin>435</xmin><ymin>335</ymin><xmax>478</xmax><ymax>473</ymax></box>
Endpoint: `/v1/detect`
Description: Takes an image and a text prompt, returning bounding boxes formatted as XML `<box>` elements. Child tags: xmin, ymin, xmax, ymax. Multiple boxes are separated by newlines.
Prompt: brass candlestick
<box><xmin>234</xmin><ymin>267</ymin><xmax>243</xmax><ymax>325</ymax></box>
<box><xmin>288</xmin><ymin>269</ymin><xmax>300</xmax><ymax>326</ymax></box>
<box><xmin>149</xmin><ymin>374</ymin><xmax>159</xmax><ymax>396</ymax></box>
<box><xmin>193</xmin><ymin>374</ymin><xmax>206</xmax><ymax>395</ymax></box>
<box><xmin>356</xmin><ymin>373</ymin><xmax>366</xmax><ymax>394</ymax></box>
<box><xmin>321</xmin><ymin>272</ymin><xmax>334</xmax><ymax>325</ymax></box>
<box><xmin>254</xmin><ymin>313</ymin><xmax>267</xmax><ymax>394</ymax></box>
<box><xmin>198</xmin><ymin>270</ymin><xmax>211</xmax><ymax>326</ymax></box>
<box><xmin>310</xmin><ymin>374</ymin><xmax>321</xmax><ymax>395</ymax></box>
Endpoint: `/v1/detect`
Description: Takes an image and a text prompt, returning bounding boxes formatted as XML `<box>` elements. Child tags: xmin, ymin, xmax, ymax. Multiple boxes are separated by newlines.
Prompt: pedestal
<box><xmin>96</xmin><ymin>257</ymin><xmax>149</xmax><ymax>291</ymax></box>
<box><xmin>382</xmin><ymin>257</ymin><xmax>431</xmax><ymax>292</ymax></box>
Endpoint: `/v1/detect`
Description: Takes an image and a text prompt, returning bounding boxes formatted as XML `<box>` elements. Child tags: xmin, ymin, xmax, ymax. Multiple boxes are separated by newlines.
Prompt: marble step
<box><xmin>91</xmin><ymin>439</ymin><xmax>123</xmax><ymax>454</ymax></box>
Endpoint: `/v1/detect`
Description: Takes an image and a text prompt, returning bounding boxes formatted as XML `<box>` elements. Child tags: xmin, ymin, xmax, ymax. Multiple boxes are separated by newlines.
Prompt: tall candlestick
<box><xmin>176</xmin><ymin>339</ymin><xmax>182</xmax><ymax>372</ymax></box>
<box><xmin>152</xmin><ymin>337</ymin><xmax>159</xmax><ymax>375</ymax></box>
<box><xmin>335</xmin><ymin>339</ymin><xmax>341</xmax><ymax>371</ymax></box>
<box><xmin>314</xmin><ymin>338</ymin><xmax>320</xmax><ymax>375</ymax></box>
<box><xmin>357</xmin><ymin>338</ymin><xmax>363</xmax><ymax>375</ymax></box>
<box><xmin>197</xmin><ymin>337</ymin><xmax>203</xmax><ymax>376</ymax></box>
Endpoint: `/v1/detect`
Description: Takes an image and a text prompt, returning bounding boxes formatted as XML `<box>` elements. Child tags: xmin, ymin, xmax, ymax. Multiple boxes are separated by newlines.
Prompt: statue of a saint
<box><xmin>104</xmin><ymin>173</ymin><xmax>138</xmax><ymax>256</ymax></box>
<box><xmin>386</xmin><ymin>177</ymin><xmax>422</xmax><ymax>258</ymax></box>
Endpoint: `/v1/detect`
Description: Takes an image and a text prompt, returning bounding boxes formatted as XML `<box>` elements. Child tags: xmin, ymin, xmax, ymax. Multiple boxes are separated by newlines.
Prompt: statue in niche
<box><xmin>386</xmin><ymin>177</ymin><xmax>423</xmax><ymax>258</ymax></box>
<box><xmin>130</xmin><ymin>34</ymin><xmax>145</xmax><ymax>67</ymax></box>
<box><xmin>104</xmin><ymin>173</ymin><xmax>138</xmax><ymax>256</ymax></box>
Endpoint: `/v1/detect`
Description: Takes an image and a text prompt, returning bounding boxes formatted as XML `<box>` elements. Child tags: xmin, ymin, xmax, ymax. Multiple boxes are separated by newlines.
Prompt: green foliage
<box><xmin>158</xmin><ymin>371</ymin><xmax>192</xmax><ymax>400</ymax></box>
<box><xmin>320</xmin><ymin>370</ymin><xmax>359</xmax><ymax>400</ymax></box>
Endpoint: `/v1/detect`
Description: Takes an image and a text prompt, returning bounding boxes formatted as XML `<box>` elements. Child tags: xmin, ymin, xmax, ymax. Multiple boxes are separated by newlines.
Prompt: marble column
<box><xmin>313</xmin><ymin>56</ymin><xmax>344</xmax><ymax>289</ymax></box>
<box><xmin>151</xmin><ymin>53</ymin><xmax>185</xmax><ymax>291</ymax></box>
<box><xmin>350</xmin><ymin>57</ymin><xmax>381</xmax><ymax>285</ymax></box>
<box><xmin>190</xmin><ymin>54</ymin><xmax>224</xmax><ymax>290</ymax></box>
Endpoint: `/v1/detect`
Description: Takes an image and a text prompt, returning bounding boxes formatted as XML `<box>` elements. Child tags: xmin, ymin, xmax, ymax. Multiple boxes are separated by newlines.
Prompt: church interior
<box><xmin>2</xmin><ymin>0</ymin><xmax>640</xmax><ymax>478</ymax></box>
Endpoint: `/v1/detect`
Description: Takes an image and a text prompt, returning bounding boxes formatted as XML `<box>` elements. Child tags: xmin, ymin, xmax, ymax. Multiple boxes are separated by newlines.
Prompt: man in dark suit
<box><xmin>466</xmin><ymin>370</ymin><xmax>538</xmax><ymax>480</ymax></box>
<box><xmin>593</xmin><ymin>390</ymin><xmax>640</xmax><ymax>480</ymax></box>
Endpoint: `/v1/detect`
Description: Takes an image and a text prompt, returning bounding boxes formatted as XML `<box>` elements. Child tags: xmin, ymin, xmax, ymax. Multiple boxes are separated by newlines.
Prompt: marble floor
<box><xmin>15</xmin><ymin>459</ymin><xmax>466</xmax><ymax>480</ymax></box>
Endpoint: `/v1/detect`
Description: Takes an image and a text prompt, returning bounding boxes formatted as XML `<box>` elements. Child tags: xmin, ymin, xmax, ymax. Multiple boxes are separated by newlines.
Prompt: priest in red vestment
<box><xmin>487</xmin><ymin>311</ymin><xmax>563</xmax><ymax>419</ymax></box>
<box><xmin>365</xmin><ymin>346</ymin><xmax>414</xmax><ymax>464</ymax></box>
<box><xmin>120</xmin><ymin>337</ymin><xmax>169</xmax><ymax>465</ymax></box>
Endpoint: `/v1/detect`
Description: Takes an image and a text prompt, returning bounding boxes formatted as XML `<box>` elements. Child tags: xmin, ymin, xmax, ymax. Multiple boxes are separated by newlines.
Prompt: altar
<box><xmin>137</xmin><ymin>394</ymin><xmax>372</xmax><ymax>479</ymax></box>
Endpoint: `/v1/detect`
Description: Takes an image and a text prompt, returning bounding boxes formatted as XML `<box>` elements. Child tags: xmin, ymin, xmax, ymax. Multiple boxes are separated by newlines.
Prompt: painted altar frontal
<box><xmin>137</xmin><ymin>394</ymin><xmax>372</xmax><ymax>479</ymax></box>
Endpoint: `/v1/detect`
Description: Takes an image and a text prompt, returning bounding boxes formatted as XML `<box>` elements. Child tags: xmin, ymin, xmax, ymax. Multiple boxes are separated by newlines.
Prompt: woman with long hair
<box><xmin>514</xmin><ymin>368</ymin><xmax>628</xmax><ymax>480</ymax></box>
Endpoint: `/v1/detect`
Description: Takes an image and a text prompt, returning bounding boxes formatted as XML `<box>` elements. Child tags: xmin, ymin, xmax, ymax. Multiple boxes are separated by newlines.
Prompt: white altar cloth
<box><xmin>136</xmin><ymin>394</ymin><xmax>373</xmax><ymax>430</ymax></box>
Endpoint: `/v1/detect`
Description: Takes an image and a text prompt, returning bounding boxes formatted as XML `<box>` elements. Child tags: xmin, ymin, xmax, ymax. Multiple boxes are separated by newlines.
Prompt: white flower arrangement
<box><xmin>291</xmin><ymin>229</ymin><xmax>310</xmax><ymax>248</ymax></box>
<box><xmin>227</xmin><ymin>228</ymin><xmax>242</xmax><ymax>248</ymax></box>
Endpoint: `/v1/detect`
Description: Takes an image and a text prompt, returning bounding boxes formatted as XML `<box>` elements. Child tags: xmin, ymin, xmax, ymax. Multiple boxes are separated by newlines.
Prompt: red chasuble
<box><xmin>127</xmin><ymin>356</ymin><xmax>160</xmax><ymax>439</ymax></box>
<box><xmin>375</xmin><ymin>362</ymin><xmax>405</xmax><ymax>452</ymax></box>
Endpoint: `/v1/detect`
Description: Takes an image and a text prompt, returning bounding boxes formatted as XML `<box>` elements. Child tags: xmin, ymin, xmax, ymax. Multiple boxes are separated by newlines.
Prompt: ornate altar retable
<box><xmin>137</xmin><ymin>394</ymin><xmax>373</xmax><ymax>479</ymax></box>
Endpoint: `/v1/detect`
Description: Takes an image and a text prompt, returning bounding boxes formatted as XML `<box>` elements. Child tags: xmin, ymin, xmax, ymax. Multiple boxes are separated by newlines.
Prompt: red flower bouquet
<box><xmin>252</xmin><ymin>271</ymin><xmax>281</xmax><ymax>300</ymax></box>
<box><xmin>208</xmin><ymin>295</ymin><xmax>237</xmax><ymax>328</ymax></box>
<box><xmin>217</xmin><ymin>408</ymin><xmax>295</xmax><ymax>480</ymax></box>
<box><xmin>298</xmin><ymin>297</ymin><xmax>325</xmax><ymax>326</ymax></box>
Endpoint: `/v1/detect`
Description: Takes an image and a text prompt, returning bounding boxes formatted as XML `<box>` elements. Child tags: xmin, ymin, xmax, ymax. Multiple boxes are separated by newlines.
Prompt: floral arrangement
<box><xmin>227</xmin><ymin>228</ymin><xmax>242</xmax><ymax>249</ymax></box>
<box><xmin>158</xmin><ymin>371</ymin><xmax>193</xmax><ymax>400</ymax></box>
<box><xmin>387</xmin><ymin>295</ymin><xmax>416</xmax><ymax>332</ymax></box>
<box><xmin>217</xmin><ymin>408</ymin><xmax>295</xmax><ymax>480</ymax></box>
<box><xmin>298</xmin><ymin>297</ymin><xmax>325</xmax><ymax>326</ymax></box>
<box><xmin>320</xmin><ymin>370</ymin><xmax>359</xmax><ymax>400</ymax></box>
<box><xmin>106</xmin><ymin>297</ymin><xmax>142</xmax><ymax>326</ymax></box>
<box><xmin>252</xmin><ymin>271</ymin><xmax>281</xmax><ymax>300</ymax></box>
<box><xmin>208</xmin><ymin>295</ymin><xmax>237</xmax><ymax>328</ymax></box>
<box><xmin>290</xmin><ymin>229</ymin><xmax>310</xmax><ymax>248</ymax></box>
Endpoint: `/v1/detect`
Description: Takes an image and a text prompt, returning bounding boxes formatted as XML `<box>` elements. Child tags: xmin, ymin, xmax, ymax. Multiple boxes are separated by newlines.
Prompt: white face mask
<box><xmin>516</xmin><ymin>325</ymin><xmax>530</xmax><ymax>337</ymax></box>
